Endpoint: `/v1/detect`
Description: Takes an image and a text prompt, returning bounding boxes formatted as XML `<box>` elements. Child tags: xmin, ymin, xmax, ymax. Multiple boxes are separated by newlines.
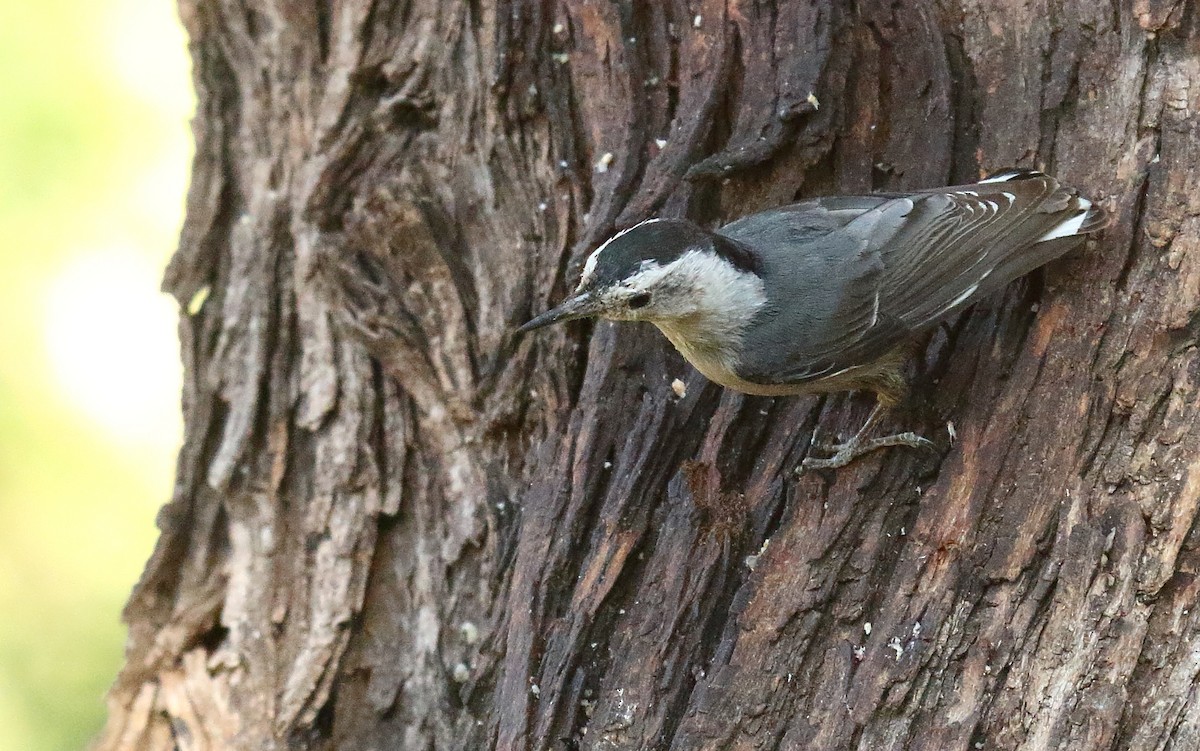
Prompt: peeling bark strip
<box><xmin>97</xmin><ymin>2</ymin><xmax>1200</xmax><ymax>750</ymax></box>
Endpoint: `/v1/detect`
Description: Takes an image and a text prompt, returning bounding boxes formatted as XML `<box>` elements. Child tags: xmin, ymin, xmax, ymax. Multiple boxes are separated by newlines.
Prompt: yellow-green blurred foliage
<box><xmin>0</xmin><ymin>0</ymin><xmax>192</xmax><ymax>748</ymax></box>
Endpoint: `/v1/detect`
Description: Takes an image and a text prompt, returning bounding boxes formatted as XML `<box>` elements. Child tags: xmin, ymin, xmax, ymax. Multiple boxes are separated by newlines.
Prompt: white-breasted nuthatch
<box><xmin>518</xmin><ymin>169</ymin><xmax>1108</xmax><ymax>469</ymax></box>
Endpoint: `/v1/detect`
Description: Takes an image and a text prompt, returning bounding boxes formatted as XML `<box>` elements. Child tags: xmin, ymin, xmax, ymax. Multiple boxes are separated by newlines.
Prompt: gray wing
<box><xmin>874</xmin><ymin>171</ymin><xmax>1105</xmax><ymax>330</ymax></box>
<box><xmin>724</xmin><ymin>171</ymin><xmax>1107</xmax><ymax>387</ymax></box>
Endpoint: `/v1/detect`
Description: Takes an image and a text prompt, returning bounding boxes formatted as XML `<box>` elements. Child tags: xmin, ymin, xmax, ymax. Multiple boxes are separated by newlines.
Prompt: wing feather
<box><xmin>724</xmin><ymin>171</ymin><xmax>1107</xmax><ymax>388</ymax></box>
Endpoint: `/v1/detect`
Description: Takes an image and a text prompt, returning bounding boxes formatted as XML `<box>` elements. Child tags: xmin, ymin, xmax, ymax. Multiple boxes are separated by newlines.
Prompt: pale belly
<box><xmin>655</xmin><ymin>323</ymin><xmax>908</xmax><ymax>402</ymax></box>
<box><xmin>657</xmin><ymin>326</ymin><xmax>808</xmax><ymax>397</ymax></box>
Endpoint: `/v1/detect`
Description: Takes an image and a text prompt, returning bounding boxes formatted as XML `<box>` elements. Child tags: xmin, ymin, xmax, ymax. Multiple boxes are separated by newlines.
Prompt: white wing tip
<box><xmin>946</xmin><ymin>282</ymin><xmax>981</xmax><ymax>311</ymax></box>
<box><xmin>1037</xmin><ymin>209</ymin><xmax>1089</xmax><ymax>242</ymax></box>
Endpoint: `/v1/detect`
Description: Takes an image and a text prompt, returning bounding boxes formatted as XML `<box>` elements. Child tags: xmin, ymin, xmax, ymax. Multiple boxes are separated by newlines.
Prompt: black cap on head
<box><xmin>582</xmin><ymin>219</ymin><xmax>709</xmax><ymax>287</ymax></box>
<box><xmin>516</xmin><ymin>217</ymin><xmax>763</xmax><ymax>335</ymax></box>
<box><xmin>580</xmin><ymin>218</ymin><xmax>761</xmax><ymax>289</ymax></box>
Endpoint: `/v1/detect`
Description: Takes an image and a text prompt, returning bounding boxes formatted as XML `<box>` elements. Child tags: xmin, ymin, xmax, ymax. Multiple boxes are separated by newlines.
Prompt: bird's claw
<box><xmin>810</xmin><ymin>437</ymin><xmax>842</xmax><ymax>453</ymax></box>
<box><xmin>799</xmin><ymin>431</ymin><xmax>934</xmax><ymax>472</ymax></box>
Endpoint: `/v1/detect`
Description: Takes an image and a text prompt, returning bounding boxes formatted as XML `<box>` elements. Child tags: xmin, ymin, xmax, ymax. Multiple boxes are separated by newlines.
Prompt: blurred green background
<box><xmin>0</xmin><ymin>0</ymin><xmax>191</xmax><ymax>748</ymax></box>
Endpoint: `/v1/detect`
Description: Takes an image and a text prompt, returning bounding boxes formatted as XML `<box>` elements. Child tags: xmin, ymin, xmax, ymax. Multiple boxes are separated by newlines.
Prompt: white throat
<box><xmin>640</xmin><ymin>250</ymin><xmax>767</xmax><ymax>386</ymax></box>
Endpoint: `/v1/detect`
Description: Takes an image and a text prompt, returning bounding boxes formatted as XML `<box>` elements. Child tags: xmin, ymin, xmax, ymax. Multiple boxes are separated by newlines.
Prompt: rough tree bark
<box><xmin>95</xmin><ymin>1</ymin><xmax>1200</xmax><ymax>749</ymax></box>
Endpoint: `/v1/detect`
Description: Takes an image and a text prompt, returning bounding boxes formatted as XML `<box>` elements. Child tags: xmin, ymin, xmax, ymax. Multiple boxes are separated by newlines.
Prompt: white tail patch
<box><xmin>1037</xmin><ymin>199</ymin><xmax>1093</xmax><ymax>242</ymax></box>
<box><xmin>979</xmin><ymin>171</ymin><xmax>1023</xmax><ymax>183</ymax></box>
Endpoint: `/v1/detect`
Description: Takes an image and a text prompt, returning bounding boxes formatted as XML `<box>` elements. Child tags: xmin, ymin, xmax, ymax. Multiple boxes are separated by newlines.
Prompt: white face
<box><xmin>588</xmin><ymin>257</ymin><xmax>681</xmax><ymax>321</ymax></box>
<box><xmin>582</xmin><ymin>248</ymin><xmax>767</xmax><ymax>325</ymax></box>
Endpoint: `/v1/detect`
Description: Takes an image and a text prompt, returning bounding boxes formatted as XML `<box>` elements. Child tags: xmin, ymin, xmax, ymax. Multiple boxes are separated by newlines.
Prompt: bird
<box><xmin>517</xmin><ymin>169</ymin><xmax>1108</xmax><ymax>470</ymax></box>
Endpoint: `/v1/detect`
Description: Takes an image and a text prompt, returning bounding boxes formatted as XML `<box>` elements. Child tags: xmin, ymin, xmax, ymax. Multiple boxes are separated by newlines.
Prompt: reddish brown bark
<box><xmin>97</xmin><ymin>1</ymin><xmax>1200</xmax><ymax>750</ymax></box>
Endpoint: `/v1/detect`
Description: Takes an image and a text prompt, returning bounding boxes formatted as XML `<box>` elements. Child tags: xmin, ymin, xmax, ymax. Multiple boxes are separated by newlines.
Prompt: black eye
<box><xmin>628</xmin><ymin>292</ymin><xmax>652</xmax><ymax>309</ymax></box>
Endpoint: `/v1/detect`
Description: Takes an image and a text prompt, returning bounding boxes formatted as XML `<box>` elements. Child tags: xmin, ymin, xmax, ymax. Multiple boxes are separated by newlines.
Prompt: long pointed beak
<box><xmin>516</xmin><ymin>292</ymin><xmax>601</xmax><ymax>334</ymax></box>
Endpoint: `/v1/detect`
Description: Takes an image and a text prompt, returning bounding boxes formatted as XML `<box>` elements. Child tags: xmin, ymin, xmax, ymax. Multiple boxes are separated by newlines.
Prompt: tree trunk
<box><xmin>96</xmin><ymin>1</ymin><xmax>1200</xmax><ymax>749</ymax></box>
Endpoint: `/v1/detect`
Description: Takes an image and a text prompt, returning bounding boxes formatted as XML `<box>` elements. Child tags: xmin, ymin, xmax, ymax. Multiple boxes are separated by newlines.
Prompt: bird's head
<box><xmin>517</xmin><ymin>218</ymin><xmax>765</xmax><ymax>335</ymax></box>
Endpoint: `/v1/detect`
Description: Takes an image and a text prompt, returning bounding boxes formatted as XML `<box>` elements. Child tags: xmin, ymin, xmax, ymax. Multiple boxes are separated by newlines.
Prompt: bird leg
<box><xmin>800</xmin><ymin>402</ymin><xmax>933</xmax><ymax>471</ymax></box>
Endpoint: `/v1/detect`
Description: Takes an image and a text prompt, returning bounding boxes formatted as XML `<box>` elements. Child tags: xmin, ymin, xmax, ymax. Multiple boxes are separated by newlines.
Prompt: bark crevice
<box><xmin>95</xmin><ymin>2</ymin><xmax>1200</xmax><ymax>750</ymax></box>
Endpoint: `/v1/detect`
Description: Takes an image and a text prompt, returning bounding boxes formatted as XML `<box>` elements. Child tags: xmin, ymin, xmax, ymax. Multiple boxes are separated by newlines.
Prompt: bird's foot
<box><xmin>800</xmin><ymin>431</ymin><xmax>934</xmax><ymax>472</ymax></box>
